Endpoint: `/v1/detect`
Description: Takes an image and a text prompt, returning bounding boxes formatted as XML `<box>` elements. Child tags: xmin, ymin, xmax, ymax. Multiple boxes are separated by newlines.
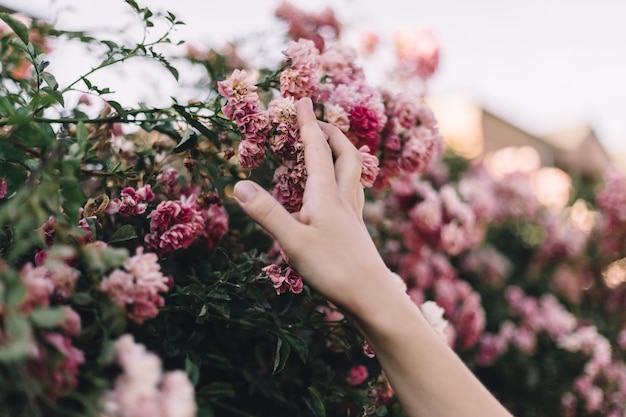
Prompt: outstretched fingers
<box><xmin>317</xmin><ymin>121</ymin><xmax>363</xmax><ymax>196</ymax></box>
<box><xmin>296</xmin><ymin>98</ymin><xmax>337</xmax><ymax>192</ymax></box>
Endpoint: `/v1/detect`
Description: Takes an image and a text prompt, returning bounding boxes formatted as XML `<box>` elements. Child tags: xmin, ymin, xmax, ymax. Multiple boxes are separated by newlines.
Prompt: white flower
<box><xmin>420</xmin><ymin>300</ymin><xmax>448</xmax><ymax>339</ymax></box>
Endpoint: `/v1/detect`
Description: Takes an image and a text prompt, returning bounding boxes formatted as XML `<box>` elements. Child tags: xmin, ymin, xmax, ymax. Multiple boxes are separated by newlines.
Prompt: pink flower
<box><xmin>104</xmin><ymin>334</ymin><xmax>196</xmax><ymax>417</ymax></box>
<box><xmin>476</xmin><ymin>333</ymin><xmax>507</xmax><ymax>367</ymax></box>
<box><xmin>262</xmin><ymin>264</ymin><xmax>303</xmax><ymax>295</ymax></box>
<box><xmin>362</xmin><ymin>340</ymin><xmax>376</xmax><ymax>358</ymax></box>
<box><xmin>394</xmin><ymin>27</ymin><xmax>439</xmax><ymax>80</ymax></box>
<box><xmin>359</xmin><ymin>146</ymin><xmax>380</xmax><ymax>188</ymax></box>
<box><xmin>274</xmin><ymin>1</ymin><xmax>340</xmax><ymax>52</ymax></box>
<box><xmin>107</xmin><ymin>185</ymin><xmax>155</xmax><ymax>217</ymax></box>
<box><xmin>59</xmin><ymin>306</ymin><xmax>82</xmax><ymax>337</ymax></box>
<box><xmin>201</xmin><ymin>204</ymin><xmax>229</xmax><ymax>250</ymax></box>
<box><xmin>38</xmin><ymin>332</ymin><xmax>85</xmax><ymax>397</ymax></box>
<box><xmin>399</xmin><ymin>127</ymin><xmax>438</xmax><ymax>173</ymax></box>
<box><xmin>285</xmin><ymin>267</ymin><xmax>303</xmax><ymax>294</ymax></box>
<box><xmin>237</xmin><ymin>138</ymin><xmax>268</xmax><ymax>169</ymax></box>
<box><xmin>156</xmin><ymin>168</ymin><xmax>179</xmax><ymax>195</ymax></box>
<box><xmin>0</xmin><ymin>177</ymin><xmax>6</xmax><ymax>198</ymax></box>
<box><xmin>145</xmin><ymin>197</ymin><xmax>205</xmax><ymax>254</ymax></box>
<box><xmin>346</xmin><ymin>365</ymin><xmax>369</xmax><ymax>385</ymax></box>
<box><xmin>100</xmin><ymin>269</ymin><xmax>135</xmax><ymax>306</ymax></box>
<box><xmin>20</xmin><ymin>263</ymin><xmax>55</xmax><ymax>311</ymax></box>
<box><xmin>263</xmin><ymin>264</ymin><xmax>289</xmax><ymax>295</ymax></box>
<box><xmin>320</xmin><ymin>43</ymin><xmax>363</xmax><ymax>84</ymax></box>
<box><xmin>350</xmin><ymin>105</ymin><xmax>380</xmax><ymax>151</ymax></box>
<box><xmin>271</xmin><ymin>163</ymin><xmax>307</xmax><ymax>213</ymax></box>
<box><xmin>101</xmin><ymin>248</ymin><xmax>170</xmax><ymax>324</ymax></box>
<box><xmin>160</xmin><ymin>371</ymin><xmax>197</xmax><ymax>417</ymax></box>
<box><xmin>323</xmin><ymin>103</ymin><xmax>350</xmax><ymax>131</ymax></box>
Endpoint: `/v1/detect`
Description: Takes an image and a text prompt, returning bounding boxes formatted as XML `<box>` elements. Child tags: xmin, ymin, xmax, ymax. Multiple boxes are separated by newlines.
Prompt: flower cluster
<box><xmin>219</xmin><ymin>33</ymin><xmax>443</xmax><ymax>211</ymax></box>
<box><xmin>9</xmin><ymin>251</ymin><xmax>85</xmax><ymax>399</ymax></box>
<box><xmin>261</xmin><ymin>264</ymin><xmax>303</xmax><ymax>295</ymax></box>
<box><xmin>101</xmin><ymin>248</ymin><xmax>170</xmax><ymax>324</ymax></box>
<box><xmin>144</xmin><ymin>188</ymin><xmax>229</xmax><ymax>255</ymax></box>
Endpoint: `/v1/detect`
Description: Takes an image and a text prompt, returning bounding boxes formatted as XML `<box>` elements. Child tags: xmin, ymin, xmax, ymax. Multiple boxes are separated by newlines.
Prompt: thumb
<box><xmin>233</xmin><ymin>180</ymin><xmax>300</xmax><ymax>245</ymax></box>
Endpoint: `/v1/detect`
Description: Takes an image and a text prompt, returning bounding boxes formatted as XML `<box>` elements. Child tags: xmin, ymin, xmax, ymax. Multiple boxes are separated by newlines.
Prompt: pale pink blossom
<box><xmin>101</xmin><ymin>248</ymin><xmax>169</xmax><ymax>324</ymax></box>
<box><xmin>201</xmin><ymin>204</ymin><xmax>229</xmax><ymax>250</ymax></box>
<box><xmin>280</xmin><ymin>39</ymin><xmax>320</xmax><ymax>99</ymax></box>
<box><xmin>320</xmin><ymin>43</ymin><xmax>363</xmax><ymax>84</ymax></box>
<box><xmin>20</xmin><ymin>263</ymin><xmax>55</xmax><ymax>311</ymax></box>
<box><xmin>104</xmin><ymin>334</ymin><xmax>196</xmax><ymax>417</ymax></box>
<box><xmin>59</xmin><ymin>306</ymin><xmax>82</xmax><ymax>337</ymax></box>
<box><xmin>37</xmin><ymin>332</ymin><xmax>85</xmax><ymax>397</ymax></box>
<box><xmin>237</xmin><ymin>139</ymin><xmax>268</xmax><ymax>169</ymax></box>
<box><xmin>323</xmin><ymin>103</ymin><xmax>350</xmax><ymax>131</ymax></box>
<box><xmin>156</xmin><ymin>168</ymin><xmax>179</xmax><ymax>195</ymax></box>
<box><xmin>159</xmin><ymin>371</ymin><xmax>197</xmax><ymax>417</ymax></box>
<box><xmin>274</xmin><ymin>1</ymin><xmax>340</xmax><ymax>52</ymax></box>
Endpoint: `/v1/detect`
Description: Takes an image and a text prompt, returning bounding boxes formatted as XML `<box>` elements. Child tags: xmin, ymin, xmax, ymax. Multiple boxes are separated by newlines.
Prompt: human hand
<box><xmin>233</xmin><ymin>97</ymin><xmax>397</xmax><ymax>318</ymax></box>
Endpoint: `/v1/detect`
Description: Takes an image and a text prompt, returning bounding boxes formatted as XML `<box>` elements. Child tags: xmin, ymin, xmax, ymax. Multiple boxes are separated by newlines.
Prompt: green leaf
<box><xmin>124</xmin><ymin>0</ymin><xmax>141</xmax><ymax>12</ymax></box>
<box><xmin>197</xmin><ymin>382</ymin><xmax>235</xmax><ymax>399</ymax></box>
<box><xmin>166</xmin><ymin>64</ymin><xmax>179</xmax><ymax>81</ymax></box>
<box><xmin>4</xmin><ymin>272</ymin><xmax>26</xmax><ymax>309</ymax></box>
<box><xmin>281</xmin><ymin>331</ymin><xmax>309</xmax><ymax>363</ymax></box>
<box><xmin>76</xmin><ymin>120</ymin><xmax>88</xmax><ymax>144</ymax></box>
<box><xmin>172</xmin><ymin>127</ymin><xmax>198</xmax><ymax>154</ymax></box>
<box><xmin>107</xmin><ymin>100</ymin><xmax>126</xmax><ymax>116</ymax></box>
<box><xmin>41</xmin><ymin>71</ymin><xmax>59</xmax><ymax>90</ymax></box>
<box><xmin>81</xmin><ymin>76</ymin><xmax>92</xmax><ymax>89</ymax></box>
<box><xmin>30</xmin><ymin>306</ymin><xmax>67</xmax><ymax>328</ymax></box>
<box><xmin>0</xmin><ymin>314</ymin><xmax>33</xmax><ymax>362</ymax></box>
<box><xmin>72</xmin><ymin>291</ymin><xmax>93</xmax><ymax>306</ymax></box>
<box><xmin>185</xmin><ymin>356</ymin><xmax>200</xmax><ymax>386</ymax></box>
<box><xmin>0</xmin><ymin>12</ymin><xmax>30</xmax><ymax>45</ymax></box>
<box><xmin>208</xmin><ymin>302</ymin><xmax>230</xmax><ymax>319</ymax></box>
<box><xmin>305</xmin><ymin>387</ymin><xmax>326</xmax><ymax>417</ymax></box>
<box><xmin>108</xmin><ymin>224</ymin><xmax>138</xmax><ymax>244</ymax></box>
<box><xmin>272</xmin><ymin>336</ymin><xmax>291</xmax><ymax>375</ymax></box>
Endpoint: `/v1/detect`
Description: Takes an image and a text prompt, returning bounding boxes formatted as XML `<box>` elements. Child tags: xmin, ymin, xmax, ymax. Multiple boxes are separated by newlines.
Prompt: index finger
<box><xmin>296</xmin><ymin>98</ymin><xmax>337</xmax><ymax>190</ymax></box>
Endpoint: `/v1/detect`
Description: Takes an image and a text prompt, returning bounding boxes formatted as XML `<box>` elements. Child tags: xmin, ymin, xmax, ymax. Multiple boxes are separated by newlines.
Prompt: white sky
<box><xmin>4</xmin><ymin>0</ymin><xmax>626</xmax><ymax>151</ymax></box>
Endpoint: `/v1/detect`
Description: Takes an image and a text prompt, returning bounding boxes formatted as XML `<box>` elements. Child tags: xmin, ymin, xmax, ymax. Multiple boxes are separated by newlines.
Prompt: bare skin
<box><xmin>233</xmin><ymin>97</ymin><xmax>513</xmax><ymax>417</ymax></box>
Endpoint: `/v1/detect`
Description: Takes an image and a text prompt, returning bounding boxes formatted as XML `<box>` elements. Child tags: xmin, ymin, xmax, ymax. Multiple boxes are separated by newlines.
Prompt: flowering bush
<box><xmin>1</xmin><ymin>1</ymin><xmax>626</xmax><ymax>417</ymax></box>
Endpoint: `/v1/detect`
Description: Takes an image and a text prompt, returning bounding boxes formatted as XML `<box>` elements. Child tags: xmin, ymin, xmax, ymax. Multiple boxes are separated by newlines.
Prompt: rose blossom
<box><xmin>359</xmin><ymin>145</ymin><xmax>380</xmax><ymax>188</ymax></box>
<box><xmin>0</xmin><ymin>177</ymin><xmax>6</xmax><ymax>198</ymax></box>
<box><xmin>145</xmin><ymin>193</ymin><xmax>205</xmax><ymax>254</ymax></box>
<box><xmin>106</xmin><ymin>185</ymin><xmax>155</xmax><ymax>217</ymax></box>
<box><xmin>346</xmin><ymin>364</ymin><xmax>369</xmax><ymax>385</ymax></box>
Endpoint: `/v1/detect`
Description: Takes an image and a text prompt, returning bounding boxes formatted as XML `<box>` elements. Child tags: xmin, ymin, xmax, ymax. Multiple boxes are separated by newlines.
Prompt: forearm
<box><xmin>349</xmin><ymin>272</ymin><xmax>513</xmax><ymax>417</ymax></box>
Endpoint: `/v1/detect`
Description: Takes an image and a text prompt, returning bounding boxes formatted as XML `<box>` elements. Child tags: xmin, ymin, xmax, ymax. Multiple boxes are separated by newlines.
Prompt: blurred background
<box><xmin>2</xmin><ymin>0</ymin><xmax>625</xmax><ymax>172</ymax></box>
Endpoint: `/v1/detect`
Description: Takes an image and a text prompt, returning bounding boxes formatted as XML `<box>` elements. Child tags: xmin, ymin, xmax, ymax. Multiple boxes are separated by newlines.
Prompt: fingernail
<box><xmin>234</xmin><ymin>181</ymin><xmax>257</xmax><ymax>203</ymax></box>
